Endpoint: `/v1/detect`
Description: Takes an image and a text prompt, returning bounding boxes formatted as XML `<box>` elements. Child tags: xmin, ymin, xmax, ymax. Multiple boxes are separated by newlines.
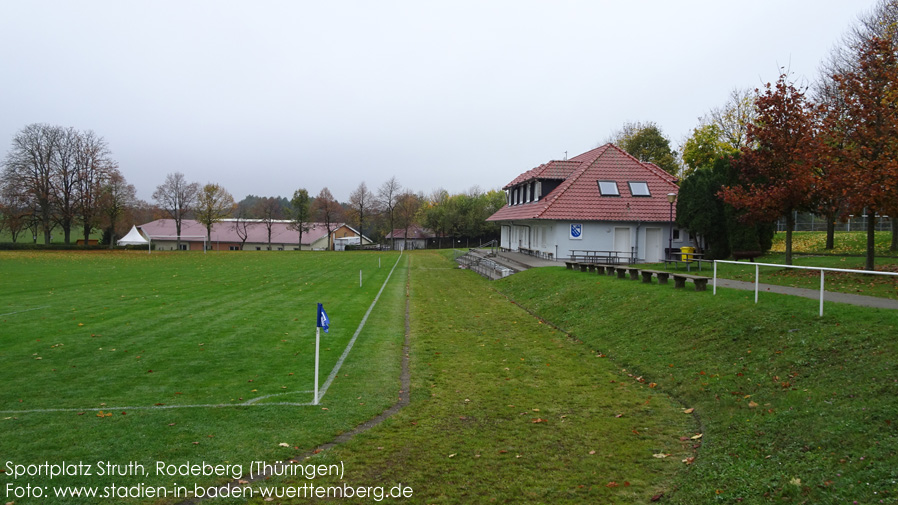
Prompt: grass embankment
<box><xmin>498</xmin><ymin>266</ymin><xmax>898</xmax><ymax>504</ymax></box>
<box><xmin>252</xmin><ymin>251</ymin><xmax>696</xmax><ymax>504</ymax></box>
<box><xmin>646</xmin><ymin>231</ymin><xmax>898</xmax><ymax>300</ymax></box>
<box><xmin>0</xmin><ymin>250</ymin><xmax>407</xmax><ymax>504</ymax></box>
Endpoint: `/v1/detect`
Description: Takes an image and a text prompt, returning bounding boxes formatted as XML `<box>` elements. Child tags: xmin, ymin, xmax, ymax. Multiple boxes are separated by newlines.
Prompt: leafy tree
<box><xmin>681</xmin><ymin>123</ymin><xmax>731</xmax><ymax>176</ymax></box>
<box><xmin>288</xmin><ymin>188</ymin><xmax>312</xmax><ymax>249</ymax></box>
<box><xmin>313</xmin><ymin>187</ymin><xmax>342</xmax><ymax>250</ymax></box>
<box><xmin>608</xmin><ymin>121</ymin><xmax>680</xmax><ymax>176</ymax></box>
<box><xmin>195</xmin><ymin>183</ymin><xmax>236</xmax><ymax>245</ymax></box>
<box><xmin>676</xmin><ymin>166</ymin><xmax>730</xmax><ymax>259</ymax></box>
<box><xmin>395</xmin><ymin>190</ymin><xmax>422</xmax><ymax>250</ymax></box>
<box><xmin>152</xmin><ymin>172</ymin><xmax>199</xmax><ymax>251</ymax></box>
<box><xmin>719</xmin><ymin>74</ymin><xmax>820</xmax><ymax>265</ymax></box>
<box><xmin>825</xmin><ymin>35</ymin><xmax>898</xmax><ymax>268</ymax></box>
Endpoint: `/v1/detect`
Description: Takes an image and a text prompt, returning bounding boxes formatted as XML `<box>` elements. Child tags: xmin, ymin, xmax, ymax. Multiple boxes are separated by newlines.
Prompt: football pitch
<box><xmin>0</xmin><ymin>250</ymin><xmax>408</xmax><ymax>503</ymax></box>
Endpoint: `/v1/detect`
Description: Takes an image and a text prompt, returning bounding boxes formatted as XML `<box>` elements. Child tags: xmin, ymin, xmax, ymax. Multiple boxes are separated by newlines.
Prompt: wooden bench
<box><xmin>732</xmin><ymin>250</ymin><xmax>763</xmax><ymax>262</ymax></box>
<box><xmin>565</xmin><ymin>261</ymin><xmax>579</xmax><ymax>270</ymax></box>
<box><xmin>671</xmin><ymin>273</ymin><xmax>710</xmax><ymax>291</ymax></box>
<box><xmin>640</xmin><ymin>269</ymin><xmax>671</xmax><ymax>284</ymax></box>
<box><xmin>626</xmin><ymin>267</ymin><xmax>640</xmax><ymax>280</ymax></box>
<box><xmin>614</xmin><ymin>266</ymin><xmax>628</xmax><ymax>279</ymax></box>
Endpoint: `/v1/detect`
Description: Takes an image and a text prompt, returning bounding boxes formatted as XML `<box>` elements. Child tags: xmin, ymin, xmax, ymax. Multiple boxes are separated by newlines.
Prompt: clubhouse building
<box><xmin>487</xmin><ymin>143</ymin><xmax>693</xmax><ymax>262</ymax></box>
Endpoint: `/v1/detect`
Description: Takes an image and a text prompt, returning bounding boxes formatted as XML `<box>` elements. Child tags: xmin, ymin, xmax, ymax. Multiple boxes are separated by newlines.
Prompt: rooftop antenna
<box><xmin>563</xmin><ymin>151</ymin><xmax>568</xmax><ymax>161</ymax></box>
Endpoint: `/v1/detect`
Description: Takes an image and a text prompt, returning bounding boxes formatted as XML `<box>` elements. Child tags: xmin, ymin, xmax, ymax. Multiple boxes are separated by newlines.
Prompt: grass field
<box><xmin>2</xmin><ymin>247</ymin><xmax>897</xmax><ymax>504</ymax></box>
<box><xmin>0</xmin><ymin>250</ymin><xmax>408</xmax><ymax>504</ymax></box>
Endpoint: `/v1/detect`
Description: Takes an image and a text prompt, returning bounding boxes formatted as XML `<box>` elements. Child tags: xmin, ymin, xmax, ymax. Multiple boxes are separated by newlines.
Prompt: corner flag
<box><xmin>317</xmin><ymin>303</ymin><xmax>329</xmax><ymax>333</ymax></box>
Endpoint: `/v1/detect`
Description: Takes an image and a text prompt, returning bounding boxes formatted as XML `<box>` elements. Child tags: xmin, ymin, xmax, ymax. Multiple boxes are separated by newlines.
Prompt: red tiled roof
<box><xmin>504</xmin><ymin>160</ymin><xmax>583</xmax><ymax>188</ymax></box>
<box><xmin>385</xmin><ymin>224</ymin><xmax>435</xmax><ymax>240</ymax></box>
<box><xmin>488</xmin><ymin>144</ymin><xmax>679</xmax><ymax>223</ymax></box>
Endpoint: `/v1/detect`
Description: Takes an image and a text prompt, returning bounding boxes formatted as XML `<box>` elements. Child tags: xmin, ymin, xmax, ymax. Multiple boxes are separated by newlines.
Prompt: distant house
<box><xmin>487</xmin><ymin>143</ymin><xmax>693</xmax><ymax>262</ymax></box>
<box><xmin>384</xmin><ymin>224</ymin><xmax>436</xmax><ymax>250</ymax></box>
<box><xmin>138</xmin><ymin>219</ymin><xmax>372</xmax><ymax>251</ymax></box>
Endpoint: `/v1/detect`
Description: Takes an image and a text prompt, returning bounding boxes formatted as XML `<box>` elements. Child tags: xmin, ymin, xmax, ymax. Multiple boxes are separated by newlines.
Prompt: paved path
<box><xmin>499</xmin><ymin>251</ymin><xmax>898</xmax><ymax>311</ymax></box>
<box><xmin>712</xmin><ymin>278</ymin><xmax>898</xmax><ymax>310</ymax></box>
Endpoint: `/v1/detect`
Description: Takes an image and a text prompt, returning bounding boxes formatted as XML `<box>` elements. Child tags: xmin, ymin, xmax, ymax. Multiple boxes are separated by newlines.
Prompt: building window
<box><xmin>526</xmin><ymin>184</ymin><xmax>531</xmax><ymax>203</ymax></box>
<box><xmin>597</xmin><ymin>181</ymin><xmax>620</xmax><ymax>196</ymax></box>
<box><xmin>229</xmin><ymin>246</ymin><xmax>240</xmax><ymax>251</ymax></box>
<box><xmin>535</xmin><ymin>181</ymin><xmax>541</xmax><ymax>201</ymax></box>
<box><xmin>628</xmin><ymin>181</ymin><xmax>651</xmax><ymax>196</ymax></box>
<box><xmin>673</xmin><ymin>229</ymin><xmax>681</xmax><ymax>241</ymax></box>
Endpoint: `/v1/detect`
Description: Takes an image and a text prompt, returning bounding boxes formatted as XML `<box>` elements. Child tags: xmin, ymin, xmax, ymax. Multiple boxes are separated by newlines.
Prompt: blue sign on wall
<box><xmin>570</xmin><ymin>223</ymin><xmax>583</xmax><ymax>239</ymax></box>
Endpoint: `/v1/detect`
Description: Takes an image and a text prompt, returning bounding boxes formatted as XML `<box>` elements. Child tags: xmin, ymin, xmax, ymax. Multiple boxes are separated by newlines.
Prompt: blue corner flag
<box><xmin>317</xmin><ymin>303</ymin><xmax>329</xmax><ymax>333</ymax></box>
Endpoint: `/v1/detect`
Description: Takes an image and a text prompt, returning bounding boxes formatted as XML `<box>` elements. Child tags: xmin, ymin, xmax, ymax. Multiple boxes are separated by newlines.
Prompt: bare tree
<box><xmin>253</xmin><ymin>196</ymin><xmax>284</xmax><ymax>250</ymax></box>
<box><xmin>377</xmin><ymin>176</ymin><xmax>401</xmax><ymax>249</ymax></box>
<box><xmin>313</xmin><ymin>187</ymin><xmax>342</xmax><ymax>250</ymax></box>
<box><xmin>195</xmin><ymin>183</ymin><xmax>235</xmax><ymax>248</ymax></box>
<box><xmin>232</xmin><ymin>202</ymin><xmax>252</xmax><ymax>249</ymax></box>
<box><xmin>49</xmin><ymin>127</ymin><xmax>80</xmax><ymax>243</ymax></box>
<box><xmin>3</xmin><ymin>123</ymin><xmax>60</xmax><ymax>244</ymax></box>
<box><xmin>288</xmin><ymin>188</ymin><xmax>312</xmax><ymax>249</ymax></box>
<box><xmin>152</xmin><ymin>172</ymin><xmax>199</xmax><ymax>250</ymax></box>
<box><xmin>99</xmin><ymin>169</ymin><xmax>136</xmax><ymax>248</ymax></box>
<box><xmin>74</xmin><ymin>130</ymin><xmax>117</xmax><ymax>245</ymax></box>
<box><xmin>348</xmin><ymin>181</ymin><xmax>376</xmax><ymax>240</ymax></box>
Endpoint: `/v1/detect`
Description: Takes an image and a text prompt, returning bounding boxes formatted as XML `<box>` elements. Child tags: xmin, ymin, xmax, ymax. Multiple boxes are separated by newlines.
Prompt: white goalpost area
<box><xmin>146</xmin><ymin>235</ymin><xmax>208</xmax><ymax>253</ymax></box>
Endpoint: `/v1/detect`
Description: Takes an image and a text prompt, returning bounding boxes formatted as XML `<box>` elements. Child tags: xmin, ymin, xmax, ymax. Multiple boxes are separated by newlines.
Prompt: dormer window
<box><xmin>628</xmin><ymin>181</ymin><xmax>651</xmax><ymax>197</ymax></box>
<box><xmin>597</xmin><ymin>181</ymin><xmax>620</xmax><ymax>196</ymax></box>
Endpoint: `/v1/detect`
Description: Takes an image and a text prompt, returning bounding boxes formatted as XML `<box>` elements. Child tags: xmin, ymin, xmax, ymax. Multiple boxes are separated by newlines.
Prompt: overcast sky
<box><xmin>0</xmin><ymin>0</ymin><xmax>877</xmax><ymax>203</ymax></box>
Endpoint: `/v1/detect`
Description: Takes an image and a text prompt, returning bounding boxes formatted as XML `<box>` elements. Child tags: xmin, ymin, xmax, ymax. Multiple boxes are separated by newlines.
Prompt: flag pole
<box><xmin>314</xmin><ymin>325</ymin><xmax>320</xmax><ymax>405</ymax></box>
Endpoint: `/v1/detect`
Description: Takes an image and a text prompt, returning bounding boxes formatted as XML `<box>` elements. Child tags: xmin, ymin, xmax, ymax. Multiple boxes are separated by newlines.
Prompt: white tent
<box><xmin>117</xmin><ymin>225</ymin><xmax>148</xmax><ymax>246</ymax></box>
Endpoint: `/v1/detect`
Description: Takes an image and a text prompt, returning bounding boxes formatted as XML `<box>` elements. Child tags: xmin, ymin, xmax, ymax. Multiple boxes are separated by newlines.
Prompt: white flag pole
<box><xmin>314</xmin><ymin>326</ymin><xmax>320</xmax><ymax>405</ymax></box>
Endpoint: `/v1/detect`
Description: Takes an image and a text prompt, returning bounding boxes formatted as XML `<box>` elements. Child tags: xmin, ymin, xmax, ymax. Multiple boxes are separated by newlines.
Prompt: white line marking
<box><xmin>0</xmin><ymin>306</ymin><xmax>50</xmax><ymax>317</ymax></box>
<box><xmin>0</xmin><ymin>253</ymin><xmax>405</xmax><ymax>415</ymax></box>
<box><xmin>316</xmin><ymin>252</ymin><xmax>404</xmax><ymax>402</ymax></box>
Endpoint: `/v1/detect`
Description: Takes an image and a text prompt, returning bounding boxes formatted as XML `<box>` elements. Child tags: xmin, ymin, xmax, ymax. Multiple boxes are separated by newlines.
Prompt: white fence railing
<box><xmin>713</xmin><ymin>260</ymin><xmax>898</xmax><ymax>316</ymax></box>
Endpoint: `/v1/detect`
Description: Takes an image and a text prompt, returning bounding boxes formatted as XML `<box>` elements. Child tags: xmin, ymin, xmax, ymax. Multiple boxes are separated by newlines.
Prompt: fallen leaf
<box><xmin>448</xmin><ymin>453</ymin><xmax>456</xmax><ymax>458</ymax></box>
<box><xmin>279</xmin><ymin>443</ymin><xmax>290</xmax><ymax>447</ymax></box>
<box><xmin>683</xmin><ymin>408</ymin><xmax>694</xmax><ymax>414</ymax></box>
<box><xmin>652</xmin><ymin>453</ymin><xmax>669</xmax><ymax>458</ymax></box>
<box><xmin>691</xmin><ymin>433</ymin><xmax>703</xmax><ymax>440</ymax></box>
<box><xmin>606</xmin><ymin>482</ymin><xmax>619</xmax><ymax>488</ymax></box>
<box><xmin>531</xmin><ymin>418</ymin><xmax>547</xmax><ymax>423</ymax></box>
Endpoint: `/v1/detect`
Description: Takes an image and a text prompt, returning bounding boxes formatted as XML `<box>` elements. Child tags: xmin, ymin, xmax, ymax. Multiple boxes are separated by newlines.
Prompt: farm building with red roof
<box><xmin>138</xmin><ymin>219</ymin><xmax>371</xmax><ymax>251</ymax></box>
<box><xmin>487</xmin><ymin>144</ymin><xmax>694</xmax><ymax>262</ymax></box>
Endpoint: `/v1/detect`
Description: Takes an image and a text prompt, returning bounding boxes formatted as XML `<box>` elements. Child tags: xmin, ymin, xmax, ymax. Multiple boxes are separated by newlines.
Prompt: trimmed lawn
<box><xmin>250</xmin><ymin>251</ymin><xmax>695</xmax><ymax>504</ymax></box>
<box><xmin>497</xmin><ymin>265</ymin><xmax>898</xmax><ymax>504</ymax></box>
<box><xmin>0</xmin><ymin>250</ymin><xmax>407</xmax><ymax>504</ymax></box>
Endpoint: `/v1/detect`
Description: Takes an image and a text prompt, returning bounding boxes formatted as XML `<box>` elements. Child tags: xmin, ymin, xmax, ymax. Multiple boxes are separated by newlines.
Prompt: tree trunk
<box><xmin>784</xmin><ymin>212</ymin><xmax>795</xmax><ymax>265</ymax></box>
<box><xmin>866</xmin><ymin>214</ymin><xmax>876</xmax><ymax>271</ymax></box>
<box><xmin>825</xmin><ymin>215</ymin><xmax>835</xmax><ymax>250</ymax></box>
<box><xmin>889</xmin><ymin>216</ymin><xmax>898</xmax><ymax>251</ymax></box>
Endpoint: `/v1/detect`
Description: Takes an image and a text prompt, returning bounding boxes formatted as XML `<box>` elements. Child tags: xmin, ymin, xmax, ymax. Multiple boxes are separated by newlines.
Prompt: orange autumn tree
<box><xmin>825</xmin><ymin>35</ymin><xmax>898</xmax><ymax>271</ymax></box>
<box><xmin>719</xmin><ymin>74</ymin><xmax>820</xmax><ymax>265</ymax></box>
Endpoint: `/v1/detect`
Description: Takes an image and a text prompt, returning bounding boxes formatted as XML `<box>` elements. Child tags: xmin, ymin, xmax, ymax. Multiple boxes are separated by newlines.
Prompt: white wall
<box><xmin>502</xmin><ymin>220</ymin><xmax>692</xmax><ymax>262</ymax></box>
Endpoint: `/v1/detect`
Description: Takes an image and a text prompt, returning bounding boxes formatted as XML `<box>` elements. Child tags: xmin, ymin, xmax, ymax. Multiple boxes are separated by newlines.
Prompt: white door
<box><xmin>614</xmin><ymin>227</ymin><xmax>631</xmax><ymax>262</ymax></box>
<box><xmin>645</xmin><ymin>228</ymin><xmax>662</xmax><ymax>263</ymax></box>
